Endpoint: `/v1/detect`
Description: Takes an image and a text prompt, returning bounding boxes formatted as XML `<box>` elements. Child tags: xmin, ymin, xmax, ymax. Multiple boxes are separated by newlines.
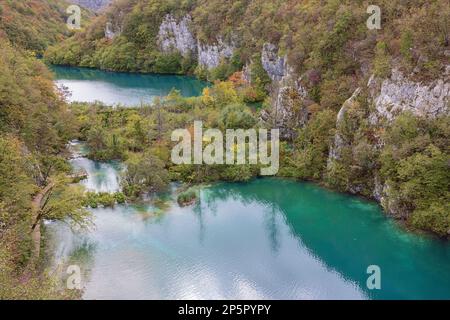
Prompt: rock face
<box><xmin>156</xmin><ymin>14</ymin><xmax>234</xmax><ymax>69</ymax></box>
<box><xmin>328</xmin><ymin>69</ymin><xmax>449</xmax><ymax>216</ymax></box>
<box><xmin>105</xmin><ymin>21</ymin><xmax>121</xmax><ymax>40</ymax></box>
<box><xmin>261</xmin><ymin>43</ymin><xmax>288</xmax><ymax>81</ymax></box>
<box><xmin>158</xmin><ymin>15</ymin><xmax>197</xmax><ymax>57</ymax></box>
<box><xmin>197</xmin><ymin>39</ymin><xmax>234</xmax><ymax>69</ymax></box>
<box><xmin>260</xmin><ymin>43</ymin><xmax>309</xmax><ymax>140</ymax></box>
<box><xmin>331</xmin><ymin>70</ymin><xmax>449</xmax><ymax>166</ymax></box>
<box><xmin>373</xmin><ymin>175</ymin><xmax>384</xmax><ymax>203</ymax></box>
<box><xmin>69</xmin><ymin>0</ymin><xmax>111</xmax><ymax>12</ymax></box>
<box><xmin>368</xmin><ymin>69</ymin><xmax>449</xmax><ymax>123</ymax></box>
<box><xmin>104</xmin><ymin>8</ymin><xmax>125</xmax><ymax>40</ymax></box>
<box><xmin>266</xmin><ymin>84</ymin><xmax>309</xmax><ymax>140</ymax></box>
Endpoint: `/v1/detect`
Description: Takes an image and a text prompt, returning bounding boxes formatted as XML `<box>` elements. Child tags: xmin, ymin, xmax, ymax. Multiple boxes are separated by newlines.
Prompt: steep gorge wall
<box><xmin>329</xmin><ymin>69</ymin><xmax>450</xmax><ymax>164</ymax></box>
<box><xmin>259</xmin><ymin>43</ymin><xmax>309</xmax><ymax>140</ymax></box>
<box><xmin>103</xmin><ymin>13</ymin><xmax>236</xmax><ymax>69</ymax></box>
<box><xmin>158</xmin><ymin>15</ymin><xmax>197</xmax><ymax>57</ymax></box>
<box><xmin>101</xmin><ymin>13</ymin><xmax>449</xmax><ymax>134</ymax></box>
<box><xmin>328</xmin><ymin>67</ymin><xmax>449</xmax><ymax>217</ymax></box>
<box><xmin>157</xmin><ymin>14</ymin><xmax>234</xmax><ymax>69</ymax></box>
<box><xmin>368</xmin><ymin>69</ymin><xmax>450</xmax><ymax>122</ymax></box>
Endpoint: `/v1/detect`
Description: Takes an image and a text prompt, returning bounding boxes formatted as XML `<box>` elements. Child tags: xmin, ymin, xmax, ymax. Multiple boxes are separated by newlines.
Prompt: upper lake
<box><xmin>50</xmin><ymin>66</ymin><xmax>208</xmax><ymax>106</ymax></box>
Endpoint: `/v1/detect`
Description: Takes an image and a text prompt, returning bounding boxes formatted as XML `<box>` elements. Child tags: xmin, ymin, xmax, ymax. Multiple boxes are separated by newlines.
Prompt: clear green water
<box><xmin>50</xmin><ymin>66</ymin><xmax>208</xmax><ymax>106</ymax></box>
<box><xmin>50</xmin><ymin>150</ymin><xmax>450</xmax><ymax>300</ymax></box>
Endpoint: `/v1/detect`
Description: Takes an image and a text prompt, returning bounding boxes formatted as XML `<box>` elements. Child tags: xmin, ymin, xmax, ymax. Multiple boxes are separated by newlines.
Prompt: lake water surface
<box><xmin>50</xmin><ymin>66</ymin><xmax>208</xmax><ymax>106</ymax></box>
<box><xmin>48</xmin><ymin>143</ymin><xmax>450</xmax><ymax>300</ymax></box>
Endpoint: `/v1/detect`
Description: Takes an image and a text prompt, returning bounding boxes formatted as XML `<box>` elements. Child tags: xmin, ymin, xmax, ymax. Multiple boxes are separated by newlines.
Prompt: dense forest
<box><xmin>0</xmin><ymin>0</ymin><xmax>449</xmax><ymax>300</ymax></box>
<box><xmin>0</xmin><ymin>0</ymin><xmax>77</xmax><ymax>54</ymax></box>
<box><xmin>0</xmin><ymin>0</ymin><xmax>93</xmax><ymax>299</ymax></box>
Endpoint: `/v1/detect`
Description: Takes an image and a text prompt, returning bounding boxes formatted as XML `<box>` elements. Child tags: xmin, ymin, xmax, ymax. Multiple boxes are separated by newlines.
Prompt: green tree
<box><xmin>290</xmin><ymin>109</ymin><xmax>336</xmax><ymax>180</ymax></box>
<box><xmin>218</xmin><ymin>103</ymin><xmax>256</xmax><ymax>130</ymax></box>
<box><xmin>121</xmin><ymin>153</ymin><xmax>169</xmax><ymax>197</ymax></box>
<box><xmin>373</xmin><ymin>41</ymin><xmax>391</xmax><ymax>78</ymax></box>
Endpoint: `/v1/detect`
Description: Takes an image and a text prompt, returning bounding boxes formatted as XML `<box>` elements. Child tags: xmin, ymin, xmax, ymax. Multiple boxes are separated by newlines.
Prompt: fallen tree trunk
<box><xmin>23</xmin><ymin>182</ymin><xmax>55</xmax><ymax>277</ymax></box>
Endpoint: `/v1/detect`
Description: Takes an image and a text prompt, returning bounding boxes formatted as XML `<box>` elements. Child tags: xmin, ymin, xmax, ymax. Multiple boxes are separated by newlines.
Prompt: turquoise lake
<box><xmin>48</xmin><ymin>142</ymin><xmax>450</xmax><ymax>300</ymax></box>
<box><xmin>50</xmin><ymin>66</ymin><xmax>208</xmax><ymax>106</ymax></box>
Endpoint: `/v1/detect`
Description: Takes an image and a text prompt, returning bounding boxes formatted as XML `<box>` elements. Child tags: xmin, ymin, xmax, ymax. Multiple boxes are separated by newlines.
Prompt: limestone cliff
<box><xmin>158</xmin><ymin>15</ymin><xmax>197</xmax><ymax>57</ymax></box>
<box><xmin>328</xmin><ymin>68</ymin><xmax>449</xmax><ymax>216</ymax></box>
<box><xmin>197</xmin><ymin>39</ymin><xmax>234</xmax><ymax>69</ymax></box>
<box><xmin>368</xmin><ymin>69</ymin><xmax>449</xmax><ymax>123</ymax></box>
<box><xmin>328</xmin><ymin>88</ymin><xmax>362</xmax><ymax>162</ymax></box>
<box><xmin>260</xmin><ymin>43</ymin><xmax>309</xmax><ymax>140</ymax></box>
<box><xmin>261</xmin><ymin>43</ymin><xmax>288</xmax><ymax>82</ymax></box>
<box><xmin>103</xmin><ymin>6</ymin><xmax>124</xmax><ymax>40</ymax></box>
<box><xmin>156</xmin><ymin>14</ymin><xmax>234</xmax><ymax>69</ymax></box>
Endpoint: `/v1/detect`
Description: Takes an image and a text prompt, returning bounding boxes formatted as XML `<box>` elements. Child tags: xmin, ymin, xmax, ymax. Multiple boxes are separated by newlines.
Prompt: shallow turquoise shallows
<box><xmin>50</xmin><ymin>66</ymin><xmax>208</xmax><ymax>106</ymax></box>
<box><xmin>50</xmin><ymin>152</ymin><xmax>450</xmax><ymax>300</ymax></box>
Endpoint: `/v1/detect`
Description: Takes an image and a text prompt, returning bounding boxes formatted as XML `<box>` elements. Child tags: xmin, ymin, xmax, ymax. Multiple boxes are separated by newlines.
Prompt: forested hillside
<box><xmin>0</xmin><ymin>0</ymin><xmax>75</xmax><ymax>54</ymax></box>
<box><xmin>0</xmin><ymin>0</ymin><xmax>91</xmax><ymax>299</ymax></box>
<box><xmin>45</xmin><ymin>0</ymin><xmax>449</xmax><ymax>81</ymax></box>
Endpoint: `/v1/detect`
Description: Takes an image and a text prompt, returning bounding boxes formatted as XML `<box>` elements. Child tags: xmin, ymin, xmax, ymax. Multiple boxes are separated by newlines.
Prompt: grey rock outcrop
<box><xmin>197</xmin><ymin>39</ymin><xmax>234</xmax><ymax>69</ymax></box>
<box><xmin>373</xmin><ymin>175</ymin><xmax>384</xmax><ymax>203</ymax></box>
<box><xmin>105</xmin><ymin>21</ymin><xmax>122</xmax><ymax>40</ymax></box>
<box><xmin>328</xmin><ymin>68</ymin><xmax>449</xmax><ymax>214</ymax></box>
<box><xmin>261</xmin><ymin>43</ymin><xmax>288</xmax><ymax>81</ymax></box>
<box><xmin>331</xmin><ymin>69</ymin><xmax>449</xmax><ymax>166</ymax></box>
<box><xmin>103</xmin><ymin>7</ymin><xmax>124</xmax><ymax>40</ymax></box>
<box><xmin>266</xmin><ymin>83</ymin><xmax>309</xmax><ymax>140</ymax></box>
<box><xmin>368</xmin><ymin>69</ymin><xmax>449</xmax><ymax>123</ymax></box>
<box><xmin>260</xmin><ymin>43</ymin><xmax>309</xmax><ymax>140</ymax></box>
<box><xmin>156</xmin><ymin>14</ymin><xmax>235</xmax><ymax>69</ymax></box>
<box><xmin>242</xmin><ymin>63</ymin><xmax>252</xmax><ymax>83</ymax></box>
<box><xmin>158</xmin><ymin>15</ymin><xmax>197</xmax><ymax>57</ymax></box>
